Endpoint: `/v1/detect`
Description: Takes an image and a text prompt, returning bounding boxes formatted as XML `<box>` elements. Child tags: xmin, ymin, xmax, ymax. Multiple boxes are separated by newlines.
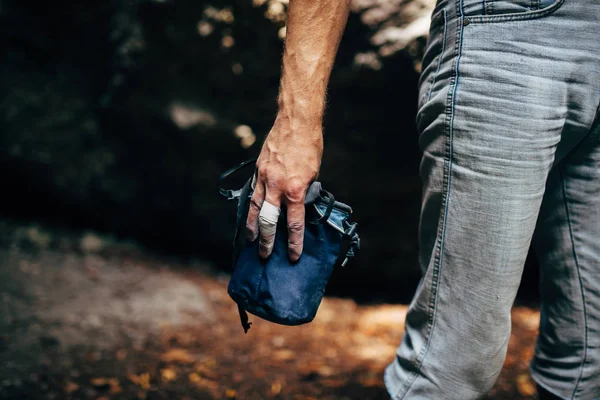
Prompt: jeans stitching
<box><xmin>468</xmin><ymin>0</ymin><xmax>563</xmax><ymax>23</ymax></box>
<box><xmin>483</xmin><ymin>0</ymin><xmax>495</xmax><ymax>14</ymax></box>
<box><xmin>395</xmin><ymin>1</ymin><xmax>465</xmax><ymax>397</ymax></box>
<box><xmin>561</xmin><ymin>170</ymin><xmax>589</xmax><ymax>399</ymax></box>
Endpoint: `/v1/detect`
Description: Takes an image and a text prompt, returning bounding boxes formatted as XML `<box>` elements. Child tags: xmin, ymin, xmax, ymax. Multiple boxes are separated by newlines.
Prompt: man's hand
<box><xmin>245</xmin><ymin>0</ymin><xmax>350</xmax><ymax>261</ymax></box>
<box><xmin>246</xmin><ymin>118</ymin><xmax>323</xmax><ymax>262</ymax></box>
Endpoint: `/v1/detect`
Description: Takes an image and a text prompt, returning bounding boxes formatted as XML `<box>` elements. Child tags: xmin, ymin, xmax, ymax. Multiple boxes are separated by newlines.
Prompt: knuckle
<box><xmin>260</xmin><ymin>172</ymin><xmax>283</xmax><ymax>192</ymax></box>
<box><xmin>257</xmin><ymin>164</ymin><xmax>268</xmax><ymax>178</ymax></box>
<box><xmin>288</xmin><ymin>240</ymin><xmax>303</xmax><ymax>251</ymax></box>
<box><xmin>285</xmin><ymin>179</ymin><xmax>306</xmax><ymax>200</ymax></box>
<box><xmin>259</xmin><ymin>233</ymin><xmax>275</xmax><ymax>245</ymax></box>
<box><xmin>258</xmin><ymin>165</ymin><xmax>281</xmax><ymax>183</ymax></box>
<box><xmin>288</xmin><ymin>220</ymin><xmax>304</xmax><ymax>235</ymax></box>
<box><xmin>249</xmin><ymin>197</ymin><xmax>262</xmax><ymax>211</ymax></box>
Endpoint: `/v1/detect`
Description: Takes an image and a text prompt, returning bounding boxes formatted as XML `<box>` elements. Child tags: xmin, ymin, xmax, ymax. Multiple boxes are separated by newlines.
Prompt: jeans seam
<box><xmin>561</xmin><ymin>170</ymin><xmax>588</xmax><ymax>400</ymax></box>
<box><xmin>395</xmin><ymin>1</ymin><xmax>465</xmax><ymax>397</ymax></box>
<box><xmin>425</xmin><ymin>9</ymin><xmax>448</xmax><ymax>104</ymax></box>
<box><xmin>593</xmin><ymin>99</ymin><xmax>600</xmax><ymax>124</ymax></box>
<box><xmin>467</xmin><ymin>0</ymin><xmax>563</xmax><ymax>23</ymax></box>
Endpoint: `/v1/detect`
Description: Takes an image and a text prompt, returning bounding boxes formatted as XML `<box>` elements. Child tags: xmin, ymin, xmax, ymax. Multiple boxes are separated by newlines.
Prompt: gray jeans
<box><xmin>384</xmin><ymin>0</ymin><xmax>600</xmax><ymax>398</ymax></box>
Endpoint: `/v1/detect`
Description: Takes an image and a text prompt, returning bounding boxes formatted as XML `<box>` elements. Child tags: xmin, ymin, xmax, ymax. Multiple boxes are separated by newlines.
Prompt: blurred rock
<box><xmin>351</xmin><ymin>0</ymin><xmax>435</xmax><ymax>68</ymax></box>
<box><xmin>80</xmin><ymin>233</ymin><xmax>106</xmax><ymax>254</ymax></box>
<box><xmin>24</xmin><ymin>226</ymin><xmax>52</xmax><ymax>249</ymax></box>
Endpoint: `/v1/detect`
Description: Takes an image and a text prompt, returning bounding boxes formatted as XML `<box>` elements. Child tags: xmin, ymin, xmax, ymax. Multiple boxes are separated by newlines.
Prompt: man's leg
<box><xmin>531</xmin><ymin>115</ymin><xmax>600</xmax><ymax>400</ymax></box>
<box><xmin>385</xmin><ymin>0</ymin><xmax>599</xmax><ymax>398</ymax></box>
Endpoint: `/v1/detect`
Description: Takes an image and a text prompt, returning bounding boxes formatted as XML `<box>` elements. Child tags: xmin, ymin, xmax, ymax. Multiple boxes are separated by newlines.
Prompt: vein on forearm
<box><xmin>278</xmin><ymin>0</ymin><xmax>350</xmax><ymax>123</ymax></box>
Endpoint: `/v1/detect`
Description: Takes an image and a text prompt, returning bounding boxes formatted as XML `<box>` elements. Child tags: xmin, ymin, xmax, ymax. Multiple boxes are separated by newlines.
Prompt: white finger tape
<box><xmin>259</xmin><ymin>201</ymin><xmax>280</xmax><ymax>237</ymax></box>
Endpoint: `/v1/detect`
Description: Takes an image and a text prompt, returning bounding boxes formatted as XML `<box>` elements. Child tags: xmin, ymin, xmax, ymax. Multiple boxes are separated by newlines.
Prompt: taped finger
<box><xmin>258</xmin><ymin>200</ymin><xmax>281</xmax><ymax>258</ymax></box>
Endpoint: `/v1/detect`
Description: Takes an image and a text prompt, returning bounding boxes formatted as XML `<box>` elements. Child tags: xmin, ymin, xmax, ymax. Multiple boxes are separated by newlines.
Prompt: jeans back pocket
<box><xmin>462</xmin><ymin>0</ymin><xmax>563</xmax><ymax>19</ymax></box>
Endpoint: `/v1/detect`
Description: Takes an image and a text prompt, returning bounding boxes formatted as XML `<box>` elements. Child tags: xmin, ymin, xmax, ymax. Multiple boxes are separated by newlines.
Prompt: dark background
<box><xmin>0</xmin><ymin>0</ymin><xmax>539</xmax><ymax>303</ymax></box>
<box><xmin>0</xmin><ymin>1</ymin><xmax>545</xmax><ymax>399</ymax></box>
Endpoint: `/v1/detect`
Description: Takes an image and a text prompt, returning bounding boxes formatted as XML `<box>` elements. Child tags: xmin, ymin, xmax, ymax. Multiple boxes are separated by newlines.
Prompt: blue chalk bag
<box><xmin>218</xmin><ymin>160</ymin><xmax>360</xmax><ymax>332</ymax></box>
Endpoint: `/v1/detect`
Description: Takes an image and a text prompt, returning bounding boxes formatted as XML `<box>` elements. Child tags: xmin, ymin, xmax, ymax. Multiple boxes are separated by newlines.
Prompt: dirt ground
<box><xmin>0</xmin><ymin>227</ymin><xmax>541</xmax><ymax>400</ymax></box>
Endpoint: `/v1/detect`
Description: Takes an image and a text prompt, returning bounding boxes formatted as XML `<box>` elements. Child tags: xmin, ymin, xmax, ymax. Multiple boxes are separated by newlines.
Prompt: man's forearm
<box><xmin>277</xmin><ymin>0</ymin><xmax>351</xmax><ymax>127</ymax></box>
<box><xmin>247</xmin><ymin>0</ymin><xmax>350</xmax><ymax>261</ymax></box>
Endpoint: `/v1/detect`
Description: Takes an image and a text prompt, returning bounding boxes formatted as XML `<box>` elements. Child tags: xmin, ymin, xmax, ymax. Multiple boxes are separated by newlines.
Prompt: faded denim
<box><xmin>384</xmin><ymin>0</ymin><xmax>600</xmax><ymax>399</ymax></box>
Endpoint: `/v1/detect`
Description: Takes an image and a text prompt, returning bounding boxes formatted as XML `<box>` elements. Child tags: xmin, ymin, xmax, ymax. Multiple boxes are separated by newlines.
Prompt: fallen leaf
<box><xmin>272</xmin><ymin>336</ymin><xmax>285</xmax><ymax>347</ymax></box>
<box><xmin>161</xmin><ymin>348</ymin><xmax>194</xmax><ymax>364</ymax></box>
<box><xmin>188</xmin><ymin>373</ymin><xmax>219</xmax><ymax>392</ymax></box>
<box><xmin>64</xmin><ymin>381</ymin><xmax>79</xmax><ymax>394</ymax></box>
<box><xmin>318</xmin><ymin>366</ymin><xmax>334</xmax><ymax>377</ymax></box>
<box><xmin>271</xmin><ymin>381</ymin><xmax>282</xmax><ymax>395</ymax></box>
<box><xmin>225</xmin><ymin>388</ymin><xmax>237</xmax><ymax>398</ymax></box>
<box><xmin>188</xmin><ymin>373</ymin><xmax>201</xmax><ymax>384</ymax></box>
<box><xmin>356</xmin><ymin>343</ymin><xmax>397</xmax><ymax>361</ymax></box>
<box><xmin>520</xmin><ymin>347</ymin><xmax>535</xmax><ymax>366</ymax></box>
<box><xmin>202</xmin><ymin>356</ymin><xmax>217</xmax><ymax>369</ymax></box>
<box><xmin>90</xmin><ymin>378</ymin><xmax>110</xmax><ymax>388</ymax></box>
<box><xmin>109</xmin><ymin>379</ymin><xmax>122</xmax><ymax>394</ymax></box>
<box><xmin>129</xmin><ymin>373</ymin><xmax>151</xmax><ymax>390</ymax></box>
<box><xmin>161</xmin><ymin>368</ymin><xmax>177</xmax><ymax>383</ymax></box>
<box><xmin>116</xmin><ymin>349</ymin><xmax>127</xmax><ymax>360</ymax></box>
<box><xmin>274</xmin><ymin>350</ymin><xmax>295</xmax><ymax>361</ymax></box>
<box><xmin>195</xmin><ymin>364</ymin><xmax>217</xmax><ymax>379</ymax></box>
<box><xmin>516</xmin><ymin>374</ymin><xmax>536</xmax><ymax>397</ymax></box>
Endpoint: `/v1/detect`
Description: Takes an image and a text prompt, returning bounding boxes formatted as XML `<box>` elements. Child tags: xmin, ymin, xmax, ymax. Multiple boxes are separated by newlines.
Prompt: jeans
<box><xmin>384</xmin><ymin>0</ymin><xmax>600</xmax><ymax>398</ymax></box>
